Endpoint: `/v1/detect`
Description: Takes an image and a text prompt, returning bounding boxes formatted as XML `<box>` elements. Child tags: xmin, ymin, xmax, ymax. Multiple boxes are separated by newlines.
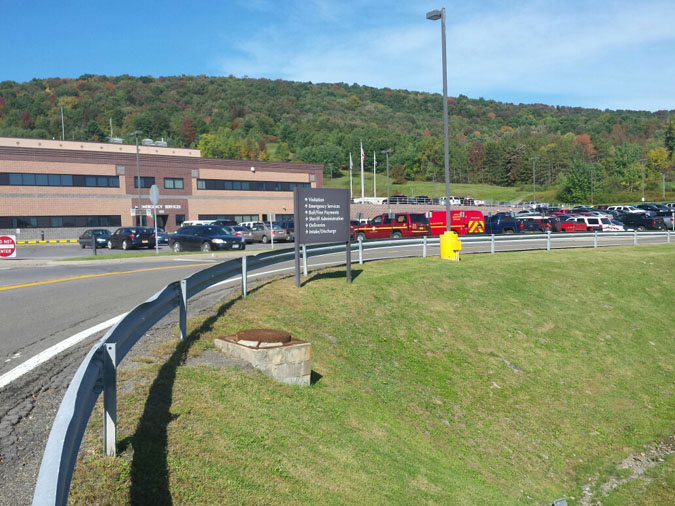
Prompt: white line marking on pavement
<box><xmin>0</xmin><ymin>313</ymin><xmax>127</xmax><ymax>390</ymax></box>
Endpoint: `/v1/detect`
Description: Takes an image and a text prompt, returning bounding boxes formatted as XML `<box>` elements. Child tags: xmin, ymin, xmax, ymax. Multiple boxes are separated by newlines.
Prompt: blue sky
<box><xmin>1</xmin><ymin>0</ymin><xmax>674</xmax><ymax>111</ymax></box>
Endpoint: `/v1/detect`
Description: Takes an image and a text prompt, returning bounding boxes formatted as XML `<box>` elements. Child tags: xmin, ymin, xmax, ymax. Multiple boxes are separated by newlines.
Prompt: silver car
<box><xmin>249</xmin><ymin>223</ymin><xmax>289</xmax><ymax>243</ymax></box>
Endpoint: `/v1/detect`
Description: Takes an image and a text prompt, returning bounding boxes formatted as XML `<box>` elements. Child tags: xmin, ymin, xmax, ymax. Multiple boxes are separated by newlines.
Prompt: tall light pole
<box><xmin>131</xmin><ymin>130</ymin><xmax>143</xmax><ymax>224</ymax></box>
<box><xmin>529</xmin><ymin>156</ymin><xmax>539</xmax><ymax>203</ymax></box>
<box><xmin>639</xmin><ymin>158</ymin><xmax>647</xmax><ymax>202</ymax></box>
<box><xmin>381</xmin><ymin>149</ymin><xmax>393</xmax><ymax>213</ymax></box>
<box><xmin>426</xmin><ymin>8</ymin><xmax>451</xmax><ymax>232</ymax></box>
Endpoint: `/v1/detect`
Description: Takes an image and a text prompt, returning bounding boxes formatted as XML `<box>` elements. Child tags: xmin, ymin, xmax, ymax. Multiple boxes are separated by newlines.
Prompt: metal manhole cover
<box><xmin>235</xmin><ymin>329</ymin><xmax>291</xmax><ymax>344</ymax></box>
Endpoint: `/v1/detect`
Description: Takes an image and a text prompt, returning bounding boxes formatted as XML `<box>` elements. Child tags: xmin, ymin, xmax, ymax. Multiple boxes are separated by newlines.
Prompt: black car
<box><xmin>618</xmin><ymin>213</ymin><xmax>667</xmax><ymax>231</ymax></box>
<box><xmin>169</xmin><ymin>225</ymin><xmax>245</xmax><ymax>252</ymax></box>
<box><xmin>77</xmin><ymin>228</ymin><xmax>110</xmax><ymax>248</ymax></box>
<box><xmin>107</xmin><ymin>227</ymin><xmax>156</xmax><ymax>250</ymax></box>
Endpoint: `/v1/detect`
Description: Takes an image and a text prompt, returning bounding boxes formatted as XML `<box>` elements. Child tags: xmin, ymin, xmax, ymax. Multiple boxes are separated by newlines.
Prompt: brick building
<box><xmin>0</xmin><ymin>137</ymin><xmax>323</xmax><ymax>241</ymax></box>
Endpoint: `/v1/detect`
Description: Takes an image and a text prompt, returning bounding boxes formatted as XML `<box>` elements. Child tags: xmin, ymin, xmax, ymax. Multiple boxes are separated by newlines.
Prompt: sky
<box><xmin>1</xmin><ymin>0</ymin><xmax>674</xmax><ymax>112</ymax></box>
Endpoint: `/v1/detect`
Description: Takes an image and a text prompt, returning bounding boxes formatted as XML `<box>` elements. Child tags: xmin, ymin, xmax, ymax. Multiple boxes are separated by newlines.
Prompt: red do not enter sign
<box><xmin>0</xmin><ymin>235</ymin><xmax>17</xmax><ymax>258</ymax></box>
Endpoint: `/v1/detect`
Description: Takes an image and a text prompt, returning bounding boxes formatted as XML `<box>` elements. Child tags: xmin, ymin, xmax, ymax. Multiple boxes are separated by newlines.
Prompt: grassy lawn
<box><xmin>70</xmin><ymin>245</ymin><xmax>674</xmax><ymax>505</ymax></box>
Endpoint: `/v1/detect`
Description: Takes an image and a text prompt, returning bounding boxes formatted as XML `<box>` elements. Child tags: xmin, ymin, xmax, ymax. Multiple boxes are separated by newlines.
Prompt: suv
<box><xmin>352</xmin><ymin>213</ymin><xmax>430</xmax><ymax>241</ymax></box>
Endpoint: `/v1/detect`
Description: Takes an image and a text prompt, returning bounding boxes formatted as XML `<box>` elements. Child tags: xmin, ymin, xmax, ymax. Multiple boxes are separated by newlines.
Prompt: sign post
<box><xmin>149</xmin><ymin>185</ymin><xmax>160</xmax><ymax>254</ymax></box>
<box><xmin>0</xmin><ymin>235</ymin><xmax>17</xmax><ymax>259</ymax></box>
<box><xmin>294</xmin><ymin>188</ymin><xmax>351</xmax><ymax>287</ymax></box>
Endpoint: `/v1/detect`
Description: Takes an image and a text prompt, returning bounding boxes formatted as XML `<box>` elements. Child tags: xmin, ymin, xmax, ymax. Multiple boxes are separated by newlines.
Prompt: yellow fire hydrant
<box><xmin>440</xmin><ymin>230</ymin><xmax>462</xmax><ymax>261</ymax></box>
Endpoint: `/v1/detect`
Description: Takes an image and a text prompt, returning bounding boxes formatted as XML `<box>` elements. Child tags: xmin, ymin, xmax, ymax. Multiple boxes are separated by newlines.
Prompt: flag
<box><xmin>349</xmin><ymin>152</ymin><xmax>353</xmax><ymax>170</ymax></box>
<box><xmin>360</xmin><ymin>142</ymin><xmax>365</xmax><ymax>163</ymax></box>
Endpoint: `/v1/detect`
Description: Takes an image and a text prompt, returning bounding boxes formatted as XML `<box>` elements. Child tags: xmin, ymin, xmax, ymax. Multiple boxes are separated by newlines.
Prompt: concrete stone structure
<box><xmin>214</xmin><ymin>335</ymin><xmax>311</xmax><ymax>387</ymax></box>
<box><xmin>0</xmin><ymin>137</ymin><xmax>323</xmax><ymax>241</ymax></box>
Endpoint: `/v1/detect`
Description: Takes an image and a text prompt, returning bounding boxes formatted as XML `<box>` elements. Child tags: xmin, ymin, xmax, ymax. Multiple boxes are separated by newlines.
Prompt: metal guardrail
<box><xmin>32</xmin><ymin>230</ymin><xmax>673</xmax><ymax>504</ymax></box>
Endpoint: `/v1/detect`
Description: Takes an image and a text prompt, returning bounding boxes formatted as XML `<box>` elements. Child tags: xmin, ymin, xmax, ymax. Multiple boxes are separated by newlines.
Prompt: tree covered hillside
<box><xmin>1</xmin><ymin>74</ymin><xmax>674</xmax><ymax>202</ymax></box>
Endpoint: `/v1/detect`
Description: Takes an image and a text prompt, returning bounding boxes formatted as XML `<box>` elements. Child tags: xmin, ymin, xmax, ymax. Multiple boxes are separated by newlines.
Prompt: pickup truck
<box><xmin>352</xmin><ymin>212</ymin><xmax>430</xmax><ymax>241</ymax></box>
<box><xmin>484</xmin><ymin>213</ymin><xmax>539</xmax><ymax>234</ymax></box>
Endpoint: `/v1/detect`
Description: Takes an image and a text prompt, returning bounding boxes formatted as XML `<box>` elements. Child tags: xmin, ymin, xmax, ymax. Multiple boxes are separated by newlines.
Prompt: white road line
<box><xmin>0</xmin><ymin>313</ymin><xmax>126</xmax><ymax>390</ymax></box>
<box><xmin>172</xmin><ymin>258</ymin><xmax>218</xmax><ymax>263</ymax></box>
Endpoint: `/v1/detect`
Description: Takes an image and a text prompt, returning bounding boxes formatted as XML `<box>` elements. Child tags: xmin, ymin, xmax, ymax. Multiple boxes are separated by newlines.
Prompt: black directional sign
<box><xmin>294</xmin><ymin>188</ymin><xmax>350</xmax><ymax>244</ymax></box>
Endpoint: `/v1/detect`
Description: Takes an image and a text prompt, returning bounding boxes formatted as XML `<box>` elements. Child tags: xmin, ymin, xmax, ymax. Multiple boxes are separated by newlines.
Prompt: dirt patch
<box><xmin>579</xmin><ymin>436</ymin><xmax>675</xmax><ymax>505</ymax></box>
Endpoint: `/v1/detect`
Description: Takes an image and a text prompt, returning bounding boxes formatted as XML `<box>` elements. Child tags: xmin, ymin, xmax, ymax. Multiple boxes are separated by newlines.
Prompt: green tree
<box><xmin>557</xmin><ymin>158</ymin><xmax>592</xmax><ymax>202</ymax></box>
<box><xmin>665</xmin><ymin>119</ymin><xmax>675</xmax><ymax>160</ymax></box>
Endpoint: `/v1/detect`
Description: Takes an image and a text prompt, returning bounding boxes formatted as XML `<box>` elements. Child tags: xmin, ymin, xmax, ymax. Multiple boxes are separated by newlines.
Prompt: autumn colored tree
<box><xmin>574</xmin><ymin>133</ymin><xmax>596</xmax><ymax>161</ymax></box>
<box><xmin>181</xmin><ymin>116</ymin><xmax>195</xmax><ymax>146</ymax></box>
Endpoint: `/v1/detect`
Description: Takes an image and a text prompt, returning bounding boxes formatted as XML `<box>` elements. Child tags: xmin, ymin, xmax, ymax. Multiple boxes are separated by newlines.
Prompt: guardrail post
<box><xmin>594</xmin><ymin>231</ymin><xmax>598</xmax><ymax>248</ymax></box>
<box><xmin>547</xmin><ymin>231</ymin><xmax>551</xmax><ymax>251</ymax></box>
<box><xmin>241</xmin><ymin>256</ymin><xmax>247</xmax><ymax>298</ymax></box>
<box><xmin>668</xmin><ymin>230</ymin><xmax>671</xmax><ymax>244</ymax></box>
<box><xmin>103</xmin><ymin>343</ymin><xmax>117</xmax><ymax>457</ymax></box>
<box><xmin>302</xmin><ymin>244</ymin><xmax>308</xmax><ymax>276</ymax></box>
<box><xmin>491</xmin><ymin>234</ymin><xmax>495</xmax><ymax>254</ymax></box>
<box><xmin>423</xmin><ymin>236</ymin><xmax>427</xmax><ymax>258</ymax></box>
<box><xmin>179</xmin><ymin>279</ymin><xmax>187</xmax><ymax>340</ymax></box>
<box><xmin>358</xmin><ymin>237</ymin><xmax>363</xmax><ymax>265</ymax></box>
<box><xmin>634</xmin><ymin>230</ymin><xmax>638</xmax><ymax>246</ymax></box>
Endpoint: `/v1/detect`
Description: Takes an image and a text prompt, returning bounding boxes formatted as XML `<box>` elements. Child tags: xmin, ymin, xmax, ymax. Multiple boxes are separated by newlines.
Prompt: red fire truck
<box><xmin>428</xmin><ymin>210</ymin><xmax>485</xmax><ymax>236</ymax></box>
<box><xmin>352</xmin><ymin>213</ymin><xmax>430</xmax><ymax>240</ymax></box>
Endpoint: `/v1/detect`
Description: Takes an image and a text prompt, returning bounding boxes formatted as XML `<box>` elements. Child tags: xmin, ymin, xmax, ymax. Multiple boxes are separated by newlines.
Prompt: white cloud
<box><xmin>218</xmin><ymin>0</ymin><xmax>675</xmax><ymax>110</ymax></box>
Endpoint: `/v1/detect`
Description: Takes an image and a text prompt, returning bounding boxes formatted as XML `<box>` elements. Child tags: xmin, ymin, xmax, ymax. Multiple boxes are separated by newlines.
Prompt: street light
<box><xmin>426</xmin><ymin>7</ymin><xmax>451</xmax><ymax>232</ymax></box>
<box><xmin>381</xmin><ymin>149</ymin><xmax>393</xmax><ymax>212</ymax></box>
<box><xmin>131</xmin><ymin>130</ymin><xmax>143</xmax><ymax>225</ymax></box>
<box><xmin>529</xmin><ymin>156</ymin><xmax>539</xmax><ymax>203</ymax></box>
<box><xmin>639</xmin><ymin>158</ymin><xmax>647</xmax><ymax>202</ymax></box>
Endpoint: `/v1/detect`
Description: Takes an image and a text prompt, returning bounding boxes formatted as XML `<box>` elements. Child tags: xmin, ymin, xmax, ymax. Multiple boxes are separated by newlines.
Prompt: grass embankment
<box><xmin>324</xmin><ymin>169</ymin><xmax>675</xmax><ymax>204</ymax></box>
<box><xmin>70</xmin><ymin>246</ymin><xmax>675</xmax><ymax>505</ymax></box>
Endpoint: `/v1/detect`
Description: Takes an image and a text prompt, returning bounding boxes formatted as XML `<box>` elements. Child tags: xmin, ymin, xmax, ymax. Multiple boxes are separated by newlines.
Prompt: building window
<box><xmin>0</xmin><ymin>172</ymin><xmax>118</xmax><ymax>187</ymax></box>
<box><xmin>0</xmin><ymin>215</ymin><xmax>122</xmax><ymax>228</ymax></box>
<box><xmin>195</xmin><ymin>179</ymin><xmax>310</xmax><ymax>192</ymax></box>
<box><xmin>176</xmin><ymin>214</ymin><xmax>185</xmax><ymax>226</ymax></box>
<box><xmin>133</xmin><ymin>176</ymin><xmax>155</xmax><ymax>188</ymax></box>
<box><xmin>164</xmin><ymin>177</ymin><xmax>184</xmax><ymax>189</ymax></box>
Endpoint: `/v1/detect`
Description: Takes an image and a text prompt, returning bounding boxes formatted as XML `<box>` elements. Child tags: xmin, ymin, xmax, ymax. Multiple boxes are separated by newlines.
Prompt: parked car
<box><xmin>606</xmin><ymin>205</ymin><xmax>644</xmax><ymax>214</ymax></box>
<box><xmin>439</xmin><ymin>196</ymin><xmax>462</xmax><ymax>205</ymax></box>
<box><xmin>572</xmin><ymin>216</ymin><xmax>605</xmax><ymax>231</ymax></box>
<box><xmin>484</xmin><ymin>213</ymin><xmax>539</xmax><ymax>234</ymax></box>
<box><xmin>655</xmin><ymin>211</ymin><xmax>675</xmax><ymax>230</ymax></box>
<box><xmin>249</xmin><ymin>223</ymin><xmax>290</xmax><ymax>243</ymax></box>
<box><xmin>169</xmin><ymin>225</ymin><xmax>245</xmax><ymax>252</ymax></box>
<box><xmin>410</xmin><ymin>195</ymin><xmax>432</xmax><ymax>205</ymax></box>
<box><xmin>78</xmin><ymin>228</ymin><xmax>111</xmax><ymax>248</ymax></box>
<box><xmin>385</xmin><ymin>194</ymin><xmax>408</xmax><ymax>204</ymax></box>
<box><xmin>618</xmin><ymin>213</ymin><xmax>667</xmax><ymax>231</ymax></box>
<box><xmin>604</xmin><ymin>220</ymin><xmax>628</xmax><ymax>232</ymax></box>
<box><xmin>275</xmin><ymin>221</ymin><xmax>295</xmax><ymax>241</ymax></box>
<box><xmin>555</xmin><ymin>216</ymin><xmax>588</xmax><ymax>232</ymax></box>
<box><xmin>107</xmin><ymin>227</ymin><xmax>156</xmax><ymax>250</ymax></box>
<box><xmin>211</xmin><ymin>219</ymin><xmax>239</xmax><ymax>228</ymax></box>
<box><xmin>221</xmin><ymin>225</ymin><xmax>254</xmax><ymax>244</ymax></box>
<box><xmin>156</xmin><ymin>228</ymin><xmax>169</xmax><ymax>245</ymax></box>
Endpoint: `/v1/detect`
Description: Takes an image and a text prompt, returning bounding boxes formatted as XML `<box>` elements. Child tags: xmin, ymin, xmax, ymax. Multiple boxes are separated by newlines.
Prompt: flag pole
<box><xmin>349</xmin><ymin>152</ymin><xmax>353</xmax><ymax>200</ymax></box>
<box><xmin>373</xmin><ymin>151</ymin><xmax>377</xmax><ymax>198</ymax></box>
<box><xmin>360</xmin><ymin>141</ymin><xmax>365</xmax><ymax>201</ymax></box>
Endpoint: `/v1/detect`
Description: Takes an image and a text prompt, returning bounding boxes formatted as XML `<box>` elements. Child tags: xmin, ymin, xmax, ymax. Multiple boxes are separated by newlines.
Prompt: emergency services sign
<box><xmin>294</xmin><ymin>188</ymin><xmax>350</xmax><ymax>244</ymax></box>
